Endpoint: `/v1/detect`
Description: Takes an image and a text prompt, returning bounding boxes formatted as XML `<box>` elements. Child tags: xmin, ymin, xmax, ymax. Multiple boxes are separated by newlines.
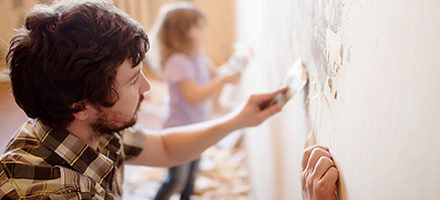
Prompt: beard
<box><xmin>90</xmin><ymin>95</ymin><xmax>144</xmax><ymax>137</ymax></box>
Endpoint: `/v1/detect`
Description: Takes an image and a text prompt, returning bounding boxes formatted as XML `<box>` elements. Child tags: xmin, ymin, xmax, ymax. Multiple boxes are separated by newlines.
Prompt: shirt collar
<box><xmin>33</xmin><ymin>120</ymin><xmax>120</xmax><ymax>188</ymax></box>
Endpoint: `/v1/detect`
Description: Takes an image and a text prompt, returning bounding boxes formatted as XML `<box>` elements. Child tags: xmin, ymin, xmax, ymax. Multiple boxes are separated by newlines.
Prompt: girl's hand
<box><xmin>229</xmin><ymin>87</ymin><xmax>287</xmax><ymax>129</ymax></box>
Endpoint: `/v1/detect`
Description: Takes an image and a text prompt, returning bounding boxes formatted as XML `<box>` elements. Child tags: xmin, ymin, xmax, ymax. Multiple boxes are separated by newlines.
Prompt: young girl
<box><xmin>149</xmin><ymin>3</ymin><xmax>241</xmax><ymax>200</ymax></box>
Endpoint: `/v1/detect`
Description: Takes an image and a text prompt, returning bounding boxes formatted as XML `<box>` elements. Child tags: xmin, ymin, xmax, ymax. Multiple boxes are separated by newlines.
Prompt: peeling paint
<box><xmin>327</xmin><ymin>77</ymin><xmax>333</xmax><ymax>93</ymax></box>
<box><xmin>339</xmin><ymin>44</ymin><xmax>344</xmax><ymax>64</ymax></box>
<box><xmin>309</xmin><ymin>0</ymin><xmax>344</xmax><ymax>91</ymax></box>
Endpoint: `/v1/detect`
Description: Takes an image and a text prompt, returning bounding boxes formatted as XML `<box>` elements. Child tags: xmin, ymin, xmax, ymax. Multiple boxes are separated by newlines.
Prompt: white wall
<box><xmin>236</xmin><ymin>0</ymin><xmax>305</xmax><ymax>199</ymax></box>
<box><xmin>237</xmin><ymin>0</ymin><xmax>440</xmax><ymax>199</ymax></box>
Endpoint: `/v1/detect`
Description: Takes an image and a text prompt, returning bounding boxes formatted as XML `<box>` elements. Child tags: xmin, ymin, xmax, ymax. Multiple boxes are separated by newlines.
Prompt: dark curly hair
<box><xmin>6</xmin><ymin>0</ymin><xmax>149</xmax><ymax>129</ymax></box>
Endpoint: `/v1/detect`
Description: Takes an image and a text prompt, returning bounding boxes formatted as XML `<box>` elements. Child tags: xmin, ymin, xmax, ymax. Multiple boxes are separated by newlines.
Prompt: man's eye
<box><xmin>131</xmin><ymin>77</ymin><xmax>139</xmax><ymax>85</ymax></box>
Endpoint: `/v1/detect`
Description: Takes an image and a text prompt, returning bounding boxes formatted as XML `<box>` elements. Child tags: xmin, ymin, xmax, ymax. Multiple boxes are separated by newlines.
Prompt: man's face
<box><xmin>90</xmin><ymin>60</ymin><xmax>150</xmax><ymax>134</ymax></box>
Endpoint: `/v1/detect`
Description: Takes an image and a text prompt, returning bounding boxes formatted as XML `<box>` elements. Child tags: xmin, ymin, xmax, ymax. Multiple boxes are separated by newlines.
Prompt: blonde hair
<box><xmin>148</xmin><ymin>2</ymin><xmax>204</xmax><ymax>71</ymax></box>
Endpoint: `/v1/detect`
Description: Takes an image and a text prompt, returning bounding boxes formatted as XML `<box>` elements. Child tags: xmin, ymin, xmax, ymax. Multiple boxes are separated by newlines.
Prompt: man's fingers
<box><xmin>306</xmin><ymin>148</ymin><xmax>332</xmax><ymax>173</ymax></box>
<box><xmin>301</xmin><ymin>145</ymin><xmax>338</xmax><ymax>200</ymax></box>
<box><xmin>301</xmin><ymin>145</ymin><xmax>330</xmax><ymax>171</ymax></box>
<box><xmin>251</xmin><ymin>86</ymin><xmax>288</xmax><ymax>105</ymax></box>
<box><xmin>257</xmin><ymin>103</ymin><xmax>282</xmax><ymax>121</ymax></box>
<box><xmin>321</xmin><ymin>166</ymin><xmax>339</xmax><ymax>184</ymax></box>
<box><xmin>311</xmin><ymin>156</ymin><xmax>334</xmax><ymax>180</ymax></box>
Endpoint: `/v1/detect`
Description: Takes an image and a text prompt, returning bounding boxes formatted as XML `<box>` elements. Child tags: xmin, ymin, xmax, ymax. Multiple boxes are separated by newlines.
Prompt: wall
<box><xmin>236</xmin><ymin>0</ymin><xmax>440</xmax><ymax>199</ymax></box>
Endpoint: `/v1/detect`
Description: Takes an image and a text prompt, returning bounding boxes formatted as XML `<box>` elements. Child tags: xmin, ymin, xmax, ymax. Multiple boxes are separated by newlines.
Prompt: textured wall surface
<box><xmin>237</xmin><ymin>0</ymin><xmax>440</xmax><ymax>199</ymax></box>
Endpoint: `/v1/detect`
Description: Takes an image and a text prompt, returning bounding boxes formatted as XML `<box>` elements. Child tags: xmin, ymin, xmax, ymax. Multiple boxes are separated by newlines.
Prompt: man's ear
<box><xmin>71</xmin><ymin>101</ymin><xmax>89</xmax><ymax>120</ymax></box>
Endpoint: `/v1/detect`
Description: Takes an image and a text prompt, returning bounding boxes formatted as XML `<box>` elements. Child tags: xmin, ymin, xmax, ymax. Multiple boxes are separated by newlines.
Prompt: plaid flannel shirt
<box><xmin>0</xmin><ymin>119</ymin><xmax>146</xmax><ymax>199</ymax></box>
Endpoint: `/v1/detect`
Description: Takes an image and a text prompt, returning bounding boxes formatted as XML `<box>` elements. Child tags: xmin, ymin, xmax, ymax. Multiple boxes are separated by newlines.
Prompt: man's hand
<box><xmin>230</xmin><ymin>87</ymin><xmax>287</xmax><ymax>129</ymax></box>
<box><xmin>301</xmin><ymin>145</ymin><xmax>339</xmax><ymax>200</ymax></box>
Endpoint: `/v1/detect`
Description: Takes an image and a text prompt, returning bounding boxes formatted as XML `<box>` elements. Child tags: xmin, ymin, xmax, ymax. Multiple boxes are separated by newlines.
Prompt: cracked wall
<box><xmin>236</xmin><ymin>0</ymin><xmax>440</xmax><ymax>199</ymax></box>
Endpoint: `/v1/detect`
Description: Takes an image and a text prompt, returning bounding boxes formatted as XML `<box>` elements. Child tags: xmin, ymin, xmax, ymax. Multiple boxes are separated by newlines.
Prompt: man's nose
<box><xmin>139</xmin><ymin>72</ymin><xmax>151</xmax><ymax>94</ymax></box>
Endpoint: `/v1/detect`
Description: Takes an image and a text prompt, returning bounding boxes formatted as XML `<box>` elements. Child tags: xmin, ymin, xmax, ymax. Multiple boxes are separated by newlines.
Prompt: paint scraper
<box><xmin>263</xmin><ymin>59</ymin><xmax>309</xmax><ymax>109</ymax></box>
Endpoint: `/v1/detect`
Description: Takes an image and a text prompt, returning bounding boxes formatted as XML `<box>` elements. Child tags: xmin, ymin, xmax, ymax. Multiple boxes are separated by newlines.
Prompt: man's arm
<box><xmin>127</xmin><ymin>88</ymin><xmax>286</xmax><ymax>167</ymax></box>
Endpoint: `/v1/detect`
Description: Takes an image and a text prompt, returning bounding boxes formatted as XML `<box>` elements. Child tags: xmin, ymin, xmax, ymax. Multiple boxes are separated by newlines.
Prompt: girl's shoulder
<box><xmin>167</xmin><ymin>52</ymin><xmax>193</xmax><ymax>63</ymax></box>
<box><xmin>165</xmin><ymin>52</ymin><xmax>210</xmax><ymax>69</ymax></box>
<box><xmin>165</xmin><ymin>52</ymin><xmax>192</xmax><ymax>69</ymax></box>
<box><xmin>198</xmin><ymin>53</ymin><xmax>212</xmax><ymax>65</ymax></box>
<box><xmin>164</xmin><ymin>52</ymin><xmax>195</xmax><ymax>72</ymax></box>
<box><xmin>168</xmin><ymin>52</ymin><xmax>209</xmax><ymax>62</ymax></box>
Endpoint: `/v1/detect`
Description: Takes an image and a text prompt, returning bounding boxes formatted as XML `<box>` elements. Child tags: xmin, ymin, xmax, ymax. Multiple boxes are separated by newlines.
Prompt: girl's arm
<box><xmin>127</xmin><ymin>87</ymin><xmax>286</xmax><ymax>167</ymax></box>
<box><xmin>177</xmin><ymin>71</ymin><xmax>240</xmax><ymax>105</ymax></box>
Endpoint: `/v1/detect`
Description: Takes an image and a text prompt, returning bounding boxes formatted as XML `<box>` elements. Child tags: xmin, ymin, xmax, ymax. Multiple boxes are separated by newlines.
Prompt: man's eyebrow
<box><xmin>127</xmin><ymin>68</ymin><xmax>141</xmax><ymax>84</ymax></box>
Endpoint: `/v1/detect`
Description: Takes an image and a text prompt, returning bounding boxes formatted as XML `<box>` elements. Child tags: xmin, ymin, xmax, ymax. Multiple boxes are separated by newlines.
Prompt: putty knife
<box><xmin>263</xmin><ymin>59</ymin><xmax>309</xmax><ymax>109</ymax></box>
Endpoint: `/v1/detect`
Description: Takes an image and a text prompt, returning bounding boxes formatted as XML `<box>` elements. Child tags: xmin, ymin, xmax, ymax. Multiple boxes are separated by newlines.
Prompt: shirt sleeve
<box><xmin>202</xmin><ymin>53</ymin><xmax>214</xmax><ymax>68</ymax></box>
<box><xmin>164</xmin><ymin>53</ymin><xmax>195</xmax><ymax>84</ymax></box>
<box><xmin>121</xmin><ymin>127</ymin><xmax>147</xmax><ymax>161</ymax></box>
<box><xmin>203</xmin><ymin>54</ymin><xmax>216</xmax><ymax>77</ymax></box>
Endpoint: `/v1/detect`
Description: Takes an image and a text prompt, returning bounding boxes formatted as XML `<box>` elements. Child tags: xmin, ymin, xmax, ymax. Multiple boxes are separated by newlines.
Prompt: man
<box><xmin>0</xmin><ymin>0</ymin><xmax>338</xmax><ymax>199</ymax></box>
